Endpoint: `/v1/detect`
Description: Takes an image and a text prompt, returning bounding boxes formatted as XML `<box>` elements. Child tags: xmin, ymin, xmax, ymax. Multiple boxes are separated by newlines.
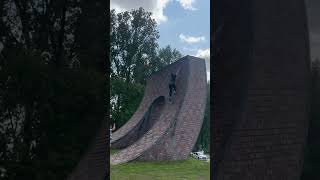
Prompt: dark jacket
<box><xmin>170</xmin><ymin>73</ymin><xmax>176</xmax><ymax>85</ymax></box>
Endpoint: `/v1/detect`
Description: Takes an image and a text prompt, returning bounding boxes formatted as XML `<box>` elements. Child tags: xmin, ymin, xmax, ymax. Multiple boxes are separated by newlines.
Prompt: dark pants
<box><xmin>169</xmin><ymin>84</ymin><xmax>176</xmax><ymax>97</ymax></box>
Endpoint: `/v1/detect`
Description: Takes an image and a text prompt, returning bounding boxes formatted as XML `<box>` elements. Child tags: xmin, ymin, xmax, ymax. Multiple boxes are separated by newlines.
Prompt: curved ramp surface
<box><xmin>111</xmin><ymin>55</ymin><xmax>207</xmax><ymax>165</ymax></box>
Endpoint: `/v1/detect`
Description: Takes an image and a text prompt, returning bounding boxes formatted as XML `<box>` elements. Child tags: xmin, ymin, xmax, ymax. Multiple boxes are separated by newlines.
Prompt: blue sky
<box><xmin>110</xmin><ymin>0</ymin><xmax>210</xmax><ymax>80</ymax></box>
<box><xmin>157</xmin><ymin>0</ymin><xmax>210</xmax><ymax>56</ymax></box>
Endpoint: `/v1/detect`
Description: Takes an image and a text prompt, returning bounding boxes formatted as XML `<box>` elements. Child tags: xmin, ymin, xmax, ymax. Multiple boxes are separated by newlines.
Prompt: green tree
<box><xmin>194</xmin><ymin>83</ymin><xmax>210</xmax><ymax>153</ymax></box>
<box><xmin>110</xmin><ymin>7</ymin><xmax>159</xmax><ymax>84</ymax></box>
<box><xmin>156</xmin><ymin>45</ymin><xmax>182</xmax><ymax>70</ymax></box>
<box><xmin>110</xmin><ymin>8</ymin><xmax>182</xmax><ymax>130</ymax></box>
<box><xmin>110</xmin><ymin>77</ymin><xmax>145</xmax><ymax>127</ymax></box>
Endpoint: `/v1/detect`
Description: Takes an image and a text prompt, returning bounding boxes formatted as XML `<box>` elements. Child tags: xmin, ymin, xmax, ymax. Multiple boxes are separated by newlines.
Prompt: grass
<box><xmin>110</xmin><ymin>150</ymin><xmax>210</xmax><ymax>180</ymax></box>
<box><xmin>111</xmin><ymin>148</ymin><xmax>121</xmax><ymax>155</ymax></box>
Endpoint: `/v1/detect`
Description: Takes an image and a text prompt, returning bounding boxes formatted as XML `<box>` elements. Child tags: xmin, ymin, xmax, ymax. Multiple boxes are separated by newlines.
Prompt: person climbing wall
<box><xmin>168</xmin><ymin>67</ymin><xmax>181</xmax><ymax>103</ymax></box>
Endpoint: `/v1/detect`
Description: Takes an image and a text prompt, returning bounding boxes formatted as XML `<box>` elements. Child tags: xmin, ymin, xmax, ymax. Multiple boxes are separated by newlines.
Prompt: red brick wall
<box><xmin>111</xmin><ymin>56</ymin><xmax>207</xmax><ymax>164</ymax></box>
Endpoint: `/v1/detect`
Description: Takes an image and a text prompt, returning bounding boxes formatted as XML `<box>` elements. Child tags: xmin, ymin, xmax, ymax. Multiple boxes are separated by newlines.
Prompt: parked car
<box><xmin>190</xmin><ymin>150</ymin><xmax>209</xmax><ymax>161</ymax></box>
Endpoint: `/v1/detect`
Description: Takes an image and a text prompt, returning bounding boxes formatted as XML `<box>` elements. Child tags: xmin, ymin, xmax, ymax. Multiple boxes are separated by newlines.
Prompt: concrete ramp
<box><xmin>111</xmin><ymin>55</ymin><xmax>207</xmax><ymax>165</ymax></box>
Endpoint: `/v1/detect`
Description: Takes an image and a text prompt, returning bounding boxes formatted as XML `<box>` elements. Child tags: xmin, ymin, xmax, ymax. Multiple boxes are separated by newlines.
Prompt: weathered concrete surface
<box><xmin>212</xmin><ymin>0</ymin><xmax>310</xmax><ymax>179</ymax></box>
<box><xmin>111</xmin><ymin>55</ymin><xmax>207</xmax><ymax>165</ymax></box>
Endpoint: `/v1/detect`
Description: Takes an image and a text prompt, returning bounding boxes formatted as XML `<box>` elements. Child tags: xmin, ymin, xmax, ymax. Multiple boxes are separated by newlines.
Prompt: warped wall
<box><xmin>111</xmin><ymin>55</ymin><xmax>207</xmax><ymax>165</ymax></box>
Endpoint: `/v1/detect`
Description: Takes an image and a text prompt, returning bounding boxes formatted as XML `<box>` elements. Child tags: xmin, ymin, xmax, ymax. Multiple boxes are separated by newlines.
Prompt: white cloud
<box><xmin>110</xmin><ymin>0</ymin><xmax>170</xmax><ymax>24</ymax></box>
<box><xmin>195</xmin><ymin>48</ymin><xmax>210</xmax><ymax>81</ymax></box>
<box><xmin>110</xmin><ymin>0</ymin><xmax>198</xmax><ymax>24</ymax></box>
<box><xmin>196</xmin><ymin>48</ymin><xmax>209</xmax><ymax>58</ymax></box>
<box><xmin>176</xmin><ymin>0</ymin><xmax>197</xmax><ymax>10</ymax></box>
<box><xmin>182</xmin><ymin>47</ymin><xmax>198</xmax><ymax>52</ymax></box>
<box><xmin>179</xmin><ymin>34</ymin><xmax>205</xmax><ymax>44</ymax></box>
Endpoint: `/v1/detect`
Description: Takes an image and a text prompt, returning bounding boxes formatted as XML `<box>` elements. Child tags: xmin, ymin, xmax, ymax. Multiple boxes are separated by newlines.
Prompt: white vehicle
<box><xmin>190</xmin><ymin>150</ymin><xmax>209</xmax><ymax>161</ymax></box>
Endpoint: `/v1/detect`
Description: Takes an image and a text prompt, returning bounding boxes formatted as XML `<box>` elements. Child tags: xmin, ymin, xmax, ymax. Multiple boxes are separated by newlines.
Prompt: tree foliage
<box><xmin>194</xmin><ymin>83</ymin><xmax>210</xmax><ymax>153</ymax></box>
<box><xmin>110</xmin><ymin>77</ymin><xmax>144</xmax><ymax>127</ymax></box>
<box><xmin>110</xmin><ymin>8</ymin><xmax>159</xmax><ymax>84</ymax></box>
<box><xmin>157</xmin><ymin>45</ymin><xmax>182</xmax><ymax>70</ymax></box>
<box><xmin>0</xmin><ymin>1</ymin><xmax>106</xmax><ymax>179</ymax></box>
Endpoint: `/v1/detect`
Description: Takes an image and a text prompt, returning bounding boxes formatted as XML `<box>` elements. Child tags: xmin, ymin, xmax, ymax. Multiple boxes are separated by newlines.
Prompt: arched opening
<box><xmin>112</xmin><ymin>96</ymin><xmax>165</xmax><ymax>149</ymax></box>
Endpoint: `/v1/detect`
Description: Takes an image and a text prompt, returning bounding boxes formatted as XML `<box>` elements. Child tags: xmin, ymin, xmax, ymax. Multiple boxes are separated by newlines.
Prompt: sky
<box><xmin>110</xmin><ymin>0</ymin><xmax>210</xmax><ymax>80</ymax></box>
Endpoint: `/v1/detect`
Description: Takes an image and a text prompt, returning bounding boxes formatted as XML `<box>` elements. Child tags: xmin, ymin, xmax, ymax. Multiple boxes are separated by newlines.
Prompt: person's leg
<box><xmin>169</xmin><ymin>84</ymin><xmax>173</xmax><ymax>103</ymax></box>
<box><xmin>173</xmin><ymin>84</ymin><xmax>176</xmax><ymax>94</ymax></box>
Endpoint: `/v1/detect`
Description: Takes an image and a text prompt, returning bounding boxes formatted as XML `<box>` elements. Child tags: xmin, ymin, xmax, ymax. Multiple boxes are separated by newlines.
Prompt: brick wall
<box><xmin>111</xmin><ymin>56</ymin><xmax>207</xmax><ymax>164</ymax></box>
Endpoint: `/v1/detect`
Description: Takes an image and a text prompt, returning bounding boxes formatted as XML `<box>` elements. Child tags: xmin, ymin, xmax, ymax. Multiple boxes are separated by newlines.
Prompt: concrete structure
<box><xmin>212</xmin><ymin>0</ymin><xmax>311</xmax><ymax>179</ymax></box>
<box><xmin>111</xmin><ymin>55</ymin><xmax>207</xmax><ymax>165</ymax></box>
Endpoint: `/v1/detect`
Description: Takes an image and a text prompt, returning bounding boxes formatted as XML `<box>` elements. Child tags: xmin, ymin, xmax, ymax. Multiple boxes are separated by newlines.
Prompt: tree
<box><xmin>110</xmin><ymin>77</ymin><xmax>144</xmax><ymax>127</ymax></box>
<box><xmin>156</xmin><ymin>45</ymin><xmax>182</xmax><ymax>70</ymax></box>
<box><xmin>110</xmin><ymin>8</ymin><xmax>158</xmax><ymax>129</ymax></box>
<box><xmin>110</xmin><ymin>8</ymin><xmax>183</xmax><ymax>131</ymax></box>
<box><xmin>110</xmin><ymin>7</ymin><xmax>159</xmax><ymax>84</ymax></box>
<box><xmin>194</xmin><ymin>83</ymin><xmax>210</xmax><ymax>153</ymax></box>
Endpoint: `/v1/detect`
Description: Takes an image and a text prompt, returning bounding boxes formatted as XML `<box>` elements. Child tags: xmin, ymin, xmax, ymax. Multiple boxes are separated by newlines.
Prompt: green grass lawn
<box><xmin>110</xmin><ymin>150</ymin><xmax>210</xmax><ymax>180</ymax></box>
<box><xmin>111</xmin><ymin>148</ymin><xmax>121</xmax><ymax>155</ymax></box>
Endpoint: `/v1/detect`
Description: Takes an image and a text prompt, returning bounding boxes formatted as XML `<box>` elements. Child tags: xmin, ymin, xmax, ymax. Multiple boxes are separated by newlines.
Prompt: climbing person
<box><xmin>168</xmin><ymin>67</ymin><xmax>181</xmax><ymax>103</ymax></box>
